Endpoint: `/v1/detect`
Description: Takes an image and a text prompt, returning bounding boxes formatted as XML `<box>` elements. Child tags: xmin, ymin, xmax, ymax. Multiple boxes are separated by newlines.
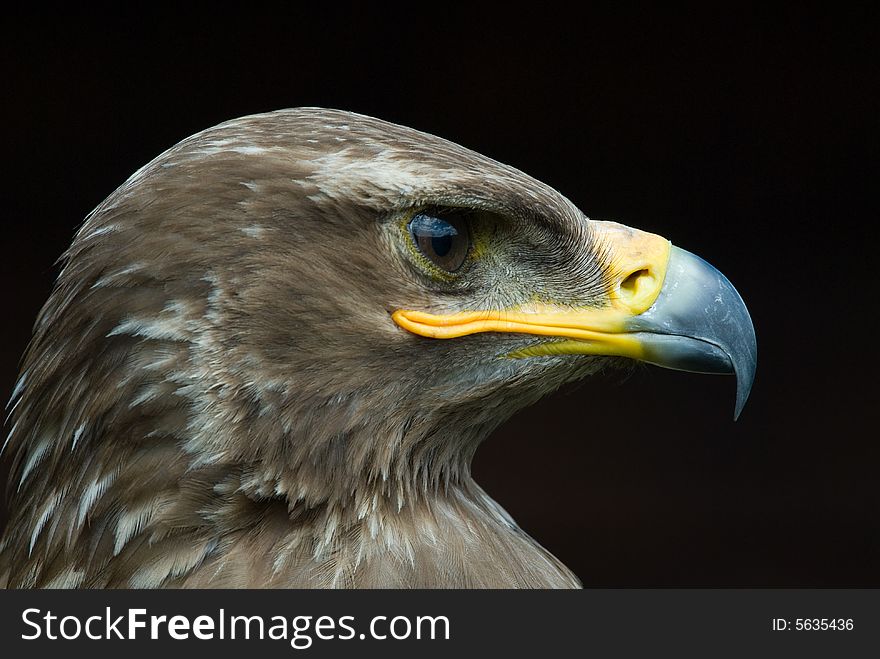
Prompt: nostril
<box><xmin>620</xmin><ymin>269</ymin><xmax>650</xmax><ymax>295</ymax></box>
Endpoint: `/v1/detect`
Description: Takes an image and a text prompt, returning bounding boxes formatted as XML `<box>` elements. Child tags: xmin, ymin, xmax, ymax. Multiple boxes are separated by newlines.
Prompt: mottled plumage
<box><xmin>1</xmin><ymin>108</ymin><xmax>754</xmax><ymax>588</ymax></box>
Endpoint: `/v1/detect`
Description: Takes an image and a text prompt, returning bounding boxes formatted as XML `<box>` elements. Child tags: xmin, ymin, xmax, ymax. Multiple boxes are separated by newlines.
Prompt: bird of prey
<box><xmin>0</xmin><ymin>109</ymin><xmax>755</xmax><ymax>588</ymax></box>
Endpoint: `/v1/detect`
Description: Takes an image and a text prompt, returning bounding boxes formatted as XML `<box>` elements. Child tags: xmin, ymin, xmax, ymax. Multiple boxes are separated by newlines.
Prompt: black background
<box><xmin>1</xmin><ymin>6</ymin><xmax>876</xmax><ymax>586</ymax></box>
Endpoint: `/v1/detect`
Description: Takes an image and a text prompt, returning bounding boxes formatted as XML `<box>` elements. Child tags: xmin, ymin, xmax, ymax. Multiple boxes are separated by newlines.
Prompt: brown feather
<box><xmin>0</xmin><ymin>109</ymin><xmax>613</xmax><ymax>588</ymax></box>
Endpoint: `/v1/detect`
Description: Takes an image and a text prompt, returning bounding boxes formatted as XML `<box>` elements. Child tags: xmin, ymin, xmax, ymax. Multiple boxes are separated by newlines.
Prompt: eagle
<box><xmin>0</xmin><ymin>109</ymin><xmax>755</xmax><ymax>588</ymax></box>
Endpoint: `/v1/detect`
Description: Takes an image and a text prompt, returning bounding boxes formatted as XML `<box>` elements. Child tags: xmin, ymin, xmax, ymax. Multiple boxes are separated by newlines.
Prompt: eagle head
<box><xmin>0</xmin><ymin>109</ymin><xmax>755</xmax><ymax>588</ymax></box>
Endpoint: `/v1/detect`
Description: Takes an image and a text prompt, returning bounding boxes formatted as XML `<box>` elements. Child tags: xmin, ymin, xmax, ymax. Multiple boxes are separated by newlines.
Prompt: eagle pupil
<box><xmin>432</xmin><ymin>235</ymin><xmax>453</xmax><ymax>257</ymax></box>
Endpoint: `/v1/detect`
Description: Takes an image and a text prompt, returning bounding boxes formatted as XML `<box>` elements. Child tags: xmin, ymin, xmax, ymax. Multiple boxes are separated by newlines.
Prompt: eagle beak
<box><xmin>392</xmin><ymin>221</ymin><xmax>757</xmax><ymax>419</ymax></box>
<box><xmin>621</xmin><ymin>243</ymin><xmax>757</xmax><ymax>419</ymax></box>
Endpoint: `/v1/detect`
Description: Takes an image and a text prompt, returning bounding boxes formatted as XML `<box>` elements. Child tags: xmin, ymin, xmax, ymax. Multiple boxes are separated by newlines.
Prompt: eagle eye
<box><xmin>408</xmin><ymin>211</ymin><xmax>470</xmax><ymax>273</ymax></box>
